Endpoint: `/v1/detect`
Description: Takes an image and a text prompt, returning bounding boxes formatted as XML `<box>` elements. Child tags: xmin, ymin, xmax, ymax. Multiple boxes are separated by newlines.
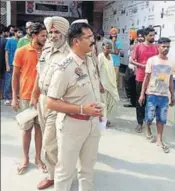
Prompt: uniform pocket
<box><xmin>76</xmin><ymin>78</ymin><xmax>91</xmax><ymax>96</ymax></box>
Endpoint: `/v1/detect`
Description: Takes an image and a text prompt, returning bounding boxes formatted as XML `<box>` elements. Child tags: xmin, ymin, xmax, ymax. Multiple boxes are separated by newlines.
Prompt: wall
<box><xmin>103</xmin><ymin>1</ymin><xmax>175</xmax><ymax>65</ymax></box>
<box><xmin>103</xmin><ymin>1</ymin><xmax>175</xmax><ymax>123</ymax></box>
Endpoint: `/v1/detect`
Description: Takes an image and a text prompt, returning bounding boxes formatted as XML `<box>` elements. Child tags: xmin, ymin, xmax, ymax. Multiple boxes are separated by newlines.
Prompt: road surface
<box><xmin>1</xmin><ymin>98</ymin><xmax>175</xmax><ymax>191</ymax></box>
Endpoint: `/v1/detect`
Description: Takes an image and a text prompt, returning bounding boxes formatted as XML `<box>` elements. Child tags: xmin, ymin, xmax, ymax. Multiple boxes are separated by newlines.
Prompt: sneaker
<box><xmin>4</xmin><ymin>100</ymin><xmax>11</xmax><ymax>106</ymax></box>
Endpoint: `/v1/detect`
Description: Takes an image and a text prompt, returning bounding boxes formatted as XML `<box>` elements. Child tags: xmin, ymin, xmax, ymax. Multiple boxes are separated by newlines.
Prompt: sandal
<box><xmin>35</xmin><ymin>160</ymin><xmax>48</xmax><ymax>173</ymax></box>
<box><xmin>161</xmin><ymin>145</ymin><xmax>170</xmax><ymax>153</ymax></box>
<box><xmin>17</xmin><ymin>164</ymin><xmax>28</xmax><ymax>175</ymax></box>
<box><xmin>135</xmin><ymin>125</ymin><xmax>143</xmax><ymax>133</ymax></box>
<box><xmin>106</xmin><ymin>121</ymin><xmax>112</xmax><ymax>128</ymax></box>
<box><xmin>146</xmin><ymin>134</ymin><xmax>156</xmax><ymax>143</ymax></box>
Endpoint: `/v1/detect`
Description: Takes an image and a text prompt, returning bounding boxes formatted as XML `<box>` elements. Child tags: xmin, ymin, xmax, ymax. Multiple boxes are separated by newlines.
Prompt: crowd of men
<box><xmin>0</xmin><ymin>17</ymin><xmax>174</xmax><ymax>191</ymax></box>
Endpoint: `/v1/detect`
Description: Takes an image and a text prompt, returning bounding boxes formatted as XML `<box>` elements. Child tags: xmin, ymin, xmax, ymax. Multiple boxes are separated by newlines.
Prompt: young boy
<box><xmin>139</xmin><ymin>37</ymin><xmax>174</xmax><ymax>153</ymax></box>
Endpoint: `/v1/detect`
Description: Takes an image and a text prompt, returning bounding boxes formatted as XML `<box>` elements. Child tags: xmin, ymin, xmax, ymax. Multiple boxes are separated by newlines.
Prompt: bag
<box><xmin>16</xmin><ymin>107</ymin><xmax>38</xmax><ymax>125</ymax></box>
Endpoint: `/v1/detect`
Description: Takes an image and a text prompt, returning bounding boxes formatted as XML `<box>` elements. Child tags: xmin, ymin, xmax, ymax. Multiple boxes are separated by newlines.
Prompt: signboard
<box><xmin>25</xmin><ymin>1</ymin><xmax>82</xmax><ymax>18</ymax></box>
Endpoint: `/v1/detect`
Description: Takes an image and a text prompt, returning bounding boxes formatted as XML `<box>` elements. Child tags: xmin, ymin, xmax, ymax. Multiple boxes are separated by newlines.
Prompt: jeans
<box><xmin>3</xmin><ymin>66</ymin><xmax>13</xmax><ymax>100</ymax></box>
<box><xmin>136</xmin><ymin>81</ymin><xmax>146</xmax><ymax>125</ymax></box>
<box><xmin>145</xmin><ymin>95</ymin><xmax>169</xmax><ymax>125</ymax></box>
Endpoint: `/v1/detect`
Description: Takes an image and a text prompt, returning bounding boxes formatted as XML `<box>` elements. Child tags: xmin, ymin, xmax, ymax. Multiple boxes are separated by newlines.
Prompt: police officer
<box><xmin>47</xmin><ymin>22</ymin><xmax>103</xmax><ymax>191</ymax></box>
<box><xmin>31</xmin><ymin>16</ymin><xmax>70</xmax><ymax>190</ymax></box>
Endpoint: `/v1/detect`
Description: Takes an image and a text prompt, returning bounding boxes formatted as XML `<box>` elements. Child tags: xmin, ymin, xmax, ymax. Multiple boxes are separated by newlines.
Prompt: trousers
<box><xmin>124</xmin><ymin>67</ymin><xmax>136</xmax><ymax>106</ymax></box>
<box><xmin>3</xmin><ymin>66</ymin><xmax>13</xmax><ymax>99</ymax></box>
<box><xmin>55</xmin><ymin>115</ymin><xmax>101</xmax><ymax>191</ymax></box>
<box><xmin>136</xmin><ymin>81</ymin><xmax>146</xmax><ymax>125</ymax></box>
<box><xmin>38</xmin><ymin>94</ymin><xmax>58</xmax><ymax>180</ymax></box>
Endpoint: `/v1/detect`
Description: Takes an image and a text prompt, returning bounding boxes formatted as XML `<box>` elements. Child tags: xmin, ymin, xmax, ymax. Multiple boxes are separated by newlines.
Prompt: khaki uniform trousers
<box><xmin>38</xmin><ymin>94</ymin><xmax>58</xmax><ymax>180</ymax></box>
<box><xmin>55</xmin><ymin>115</ymin><xmax>101</xmax><ymax>191</ymax></box>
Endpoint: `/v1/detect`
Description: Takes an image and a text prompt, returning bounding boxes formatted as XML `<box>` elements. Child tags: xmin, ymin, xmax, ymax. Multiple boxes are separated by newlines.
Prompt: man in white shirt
<box><xmin>139</xmin><ymin>37</ymin><xmax>174</xmax><ymax>153</ymax></box>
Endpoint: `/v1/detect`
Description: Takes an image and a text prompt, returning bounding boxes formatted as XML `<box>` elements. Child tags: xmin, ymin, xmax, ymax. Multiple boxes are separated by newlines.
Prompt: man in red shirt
<box><xmin>131</xmin><ymin>27</ymin><xmax>158</xmax><ymax>136</ymax></box>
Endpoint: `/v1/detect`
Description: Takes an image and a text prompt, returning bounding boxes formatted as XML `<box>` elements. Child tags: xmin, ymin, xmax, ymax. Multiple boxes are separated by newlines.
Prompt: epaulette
<box><xmin>55</xmin><ymin>57</ymin><xmax>73</xmax><ymax>71</ymax></box>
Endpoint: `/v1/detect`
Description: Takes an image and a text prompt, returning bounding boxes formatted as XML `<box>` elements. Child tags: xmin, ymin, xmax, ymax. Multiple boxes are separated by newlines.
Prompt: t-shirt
<box><xmin>17</xmin><ymin>35</ymin><xmax>30</xmax><ymax>49</ymax></box>
<box><xmin>111</xmin><ymin>40</ymin><xmax>122</xmax><ymax>67</ymax></box>
<box><xmin>13</xmin><ymin>44</ymin><xmax>38</xmax><ymax>100</ymax></box>
<box><xmin>5</xmin><ymin>37</ymin><xmax>18</xmax><ymax>66</ymax></box>
<box><xmin>146</xmin><ymin>55</ymin><xmax>173</xmax><ymax>97</ymax></box>
<box><xmin>131</xmin><ymin>43</ymin><xmax>158</xmax><ymax>82</ymax></box>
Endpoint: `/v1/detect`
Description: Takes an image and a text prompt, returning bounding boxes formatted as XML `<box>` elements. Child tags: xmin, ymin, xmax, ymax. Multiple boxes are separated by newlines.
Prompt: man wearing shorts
<box><xmin>11</xmin><ymin>23</ymin><xmax>47</xmax><ymax>174</ymax></box>
<box><xmin>139</xmin><ymin>37</ymin><xmax>174</xmax><ymax>153</ymax></box>
<box><xmin>131</xmin><ymin>27</ymin><xmax>158</xmax><ymax>134</ymax></box>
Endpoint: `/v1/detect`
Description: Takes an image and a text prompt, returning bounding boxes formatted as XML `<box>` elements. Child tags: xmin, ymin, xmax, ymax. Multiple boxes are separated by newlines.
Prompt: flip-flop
<box><xmin>135</xmin><ymin>125</ymin><xmax>143</xmax><ymax>133</ymax></box>
<box><xmin>17</xmin><ymin>164</ymin><xmax>28</xmax><ymax>175</ymax></box>
<box><xmin>35</xmin><ymin>161</ymin><xmax>48</xmax><ymax>173</ymax></box>
<box><xmin>146</xmin><ymin>134</ymin><xmax>156</xmax><ymax>143</ymax></box>
<box><xmin>106</xmin><ymin>121</ymin><xmax>112</xmax><ymax>128</ymax></box>
<box><xmin>161</xmin><ymin>145</ymin><xmax>170</xmax><ymax>153</ymax></box>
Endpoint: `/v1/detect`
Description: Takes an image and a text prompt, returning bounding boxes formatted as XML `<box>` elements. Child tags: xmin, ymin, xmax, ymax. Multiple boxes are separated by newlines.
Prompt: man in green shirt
<box><xmin>17</xmin><ymin>21</ymin><xmax>33</xmax><ymax>49</ymax></box>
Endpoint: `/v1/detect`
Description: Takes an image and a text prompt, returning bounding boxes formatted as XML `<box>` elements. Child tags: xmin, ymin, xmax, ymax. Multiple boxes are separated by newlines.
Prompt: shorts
<box><xmin>19</xmin><ymin>99</ymin><xmax>40</xmax><ymax>131</ymax></box>
<box><xmin>145</xmin><ymin>95</ymin><xmax>169</xmax><ymax>125</ymax></box>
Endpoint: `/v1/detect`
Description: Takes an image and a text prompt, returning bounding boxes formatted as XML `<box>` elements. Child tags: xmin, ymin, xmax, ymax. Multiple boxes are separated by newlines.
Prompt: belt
<box><xmin>68</xmin><ymin>114</ymin><xmax>90</xmax><ymax>120</ymax></box>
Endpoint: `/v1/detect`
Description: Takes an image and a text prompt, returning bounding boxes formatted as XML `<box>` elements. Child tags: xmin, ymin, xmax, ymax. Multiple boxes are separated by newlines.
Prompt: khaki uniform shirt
<box><xmin>37</xmin><ymin>42</ymin><xmax>70</xmax><ymax>94</ymax></box>
<box><xmin>47</xmin><ymin>51</ymin><xmax>101</xmax><ymax>106</ymax></box>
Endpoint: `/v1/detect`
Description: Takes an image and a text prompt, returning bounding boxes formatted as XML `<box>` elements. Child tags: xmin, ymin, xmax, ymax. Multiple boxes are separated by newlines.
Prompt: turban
<box><xmin>44</xmin><ymin>16</ymin><xmax>69</xmax><ymax>35</ymax></box>
<box><xmin>71</xmin><ymin>19</ymin><xmax>88</xmax><ymax>25</ymax></box>
<box><xmin>109</xmin><ymin>27</ymin><xmax>118</xmax><ymax>37</ymax></box>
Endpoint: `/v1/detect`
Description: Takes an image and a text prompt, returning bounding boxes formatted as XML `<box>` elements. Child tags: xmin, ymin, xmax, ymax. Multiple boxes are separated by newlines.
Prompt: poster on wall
<box><xmin>25</xmin><ymin>1</ymin><xmax>82</xmax><ymax>18</ymax></box>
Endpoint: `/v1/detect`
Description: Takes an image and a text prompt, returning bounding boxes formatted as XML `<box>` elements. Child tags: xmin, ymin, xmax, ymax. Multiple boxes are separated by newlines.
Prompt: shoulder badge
<box><xmin>56</xmin><ymin>57</ymin><xmax>73</xmax><ymax>71</ymax></box>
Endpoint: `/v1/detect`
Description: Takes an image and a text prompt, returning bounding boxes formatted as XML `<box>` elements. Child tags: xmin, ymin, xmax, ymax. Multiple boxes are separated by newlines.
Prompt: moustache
<box><xmin>163</xmin><ymin>50</ymin><xmax>168</xmax><ymax>54</ymax></box>
<box><xmin>90</xmin><ymin>42</ymin><xmax>95</xmax><ymax>47</ymax></box>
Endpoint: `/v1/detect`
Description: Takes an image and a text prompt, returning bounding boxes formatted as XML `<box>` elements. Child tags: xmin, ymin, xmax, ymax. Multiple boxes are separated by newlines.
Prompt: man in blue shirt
<box><xmin>4</xmin><ymin>27</ymin><xmax>23</xmax><ymax>105</ymax></box>
<box><xmin>110</xmin><ymin>27</ymin><xmax>122</xmax><ymax>86</ymax></box>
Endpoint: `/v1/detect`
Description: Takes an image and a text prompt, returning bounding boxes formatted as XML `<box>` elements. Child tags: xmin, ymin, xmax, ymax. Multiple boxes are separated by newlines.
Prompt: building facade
<box><xmin>8</xmin><ymin>1</ymin><xmax>104</xmax><ymax>32</ymax></box>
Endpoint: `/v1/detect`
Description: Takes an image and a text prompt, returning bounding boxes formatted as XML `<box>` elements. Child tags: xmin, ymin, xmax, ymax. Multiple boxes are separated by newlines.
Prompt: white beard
<box><xmin>51</xmin><ymin>36</ymin><xmax>66</xmax><ymax>49</ymax></box>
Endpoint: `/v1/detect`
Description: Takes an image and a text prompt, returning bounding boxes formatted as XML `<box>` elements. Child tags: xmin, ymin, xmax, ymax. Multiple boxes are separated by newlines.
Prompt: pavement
<box><xmin>1</xmin><ymin>98</ymin><xmax>175</xmax><ymax>191</ymax></box>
